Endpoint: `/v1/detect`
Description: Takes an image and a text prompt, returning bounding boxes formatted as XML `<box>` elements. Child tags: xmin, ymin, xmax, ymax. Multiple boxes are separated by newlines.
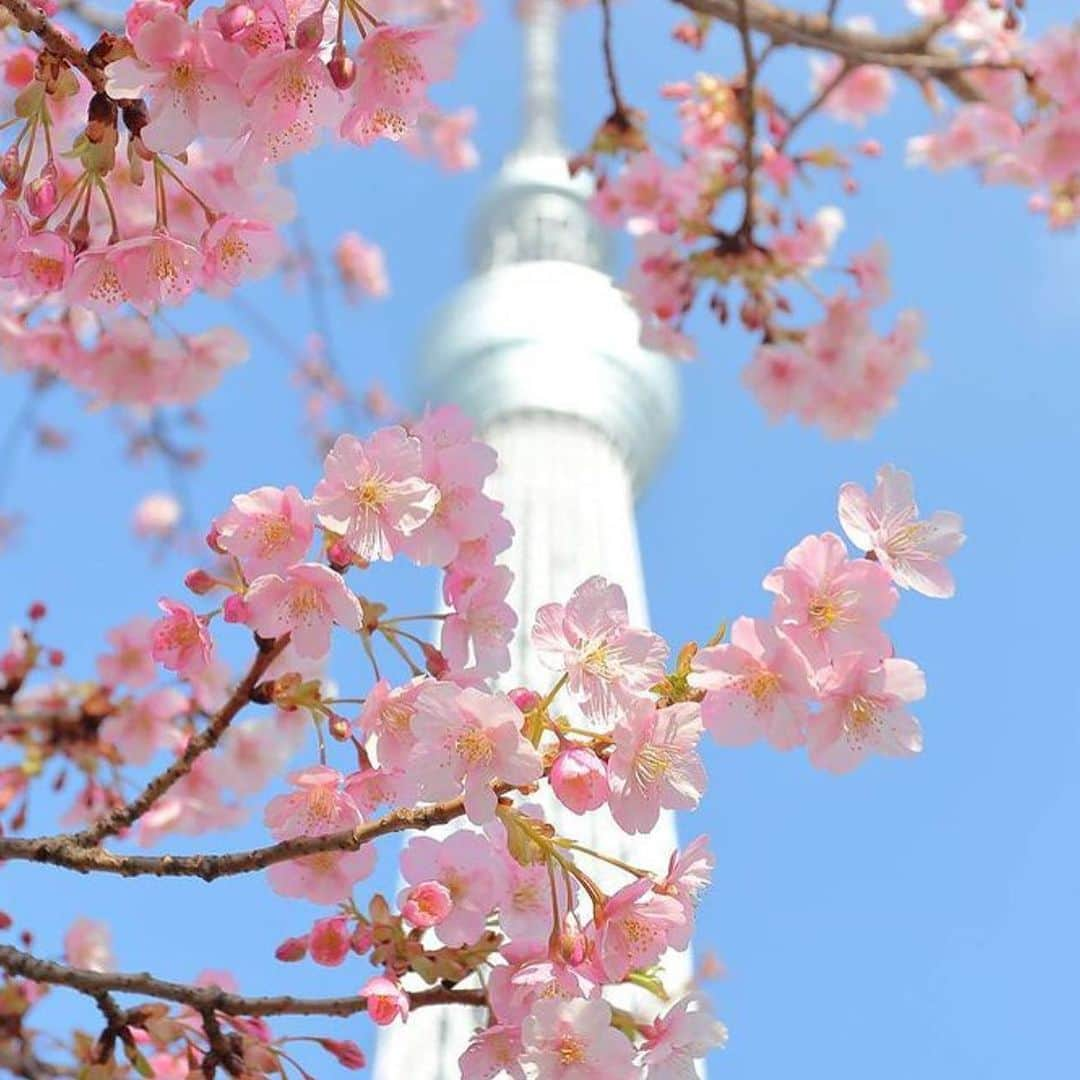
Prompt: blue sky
<box><xmin>2</xmin><ymin>1</ymin><xmax>1078</xmax><ymax>1077</ymax></box>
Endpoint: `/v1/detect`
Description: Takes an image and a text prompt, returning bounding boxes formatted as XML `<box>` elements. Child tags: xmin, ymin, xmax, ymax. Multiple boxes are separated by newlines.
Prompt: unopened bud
<box><xmin>508</xmin><ymin>687</ymin><xmax>541</xmax><ymax>713</ymax></box>
<box><xmin>295</xmin><ymin>10</ymin><xmax>325</xmax><ymax>50</ymax></box>
<box><xmin>1</xmin><ymin>147</ymin><xmax>21</xmax><ymax>192</ymax></box>
<box><xmin>223</xmin><ymin>593</ymin><xmax>250</xmax><ymax>623</ymax></box>
<box><xmin>328</xmin><ymin>712</ymin><xmax>350</xmax><ymax>741</ymax></box>
<box><xmin>274</xmin><ymin>934</ymin><xmax>309</xmax><ymax>962</ymax></box>
<box><xmin>25</xmin><ymin>171</ymin><xmax>57</xmax><ymax>218</ymax></box>
<box><xmin>217</xmin><ymin>3</ymin><xmax>256</xmax><ymax>40</ymax></box>
<box><xmin>421</xmin><ymin>642</ymin><xmax>449</xmax><ymax>679</ymax></box>
<box><xmin>327</xmin><ymin>46</ymin><xmax>356</xmax><ymax>91</ymax></box>
<box><xmin>27</xmin><ymin>602</ymin><xmax>46</xmax><ymax>621</ymax></box>
<box><xmin>184</xmin><ymin>568</ymin><xmax>217</xmax><ymax>595</ymax></box>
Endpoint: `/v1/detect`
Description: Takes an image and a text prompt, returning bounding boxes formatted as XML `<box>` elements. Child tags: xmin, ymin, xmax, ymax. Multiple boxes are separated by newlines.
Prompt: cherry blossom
<box><xmin>809</xmin><ymin>655</ymin><xmax>926</xmax><ymax>774</ymax></box>
<box><xmin>521</xmin><ymin>998</ymin><xmax>636</xmax><ymax>1079</ymax></box>
<box><xmin>96</xmin><ymin>616</ymin><xmax>156</xmax><ymax>688</ymax></box>
<box><xmin>360</xmin><ymin>975</ymin><xmax>410</xmax><ymax>1026</ymax></box>
<box><xmin>212</xmin><ymin>485</ymin><xmax>314</xmax><ymax>578</ymax></box>
<box><xmin>100</xmin><ymin>687</ymin><xmax>187</xmax><ymax>765</ymax></box>
<box><xmin>690</xmin><ymin>617</ymin><xmax>813</xmax><ymax>749</ymax></box>
<box><xmin>63</xmin><ymin>918</ymin><xmax>114</xmax><ymax>973</ymax></box>
<box><xmin>409</xmin><ymin>684</ymin><xmax>542</xmax><ymax>824</ymax></box>
<box><xmin>398</xmin><ymin>831</ymin><xmax>501</xmax><ymax>946</ymax></box>
<box><xmin>151</xmin><ymin>598</ymin><xmax>214</xmax><ymax>676</ymax></box>
<box><xmin>532</xmin><ymin>576</ymin><xmax>668</xmax><ymax>724</ymax></box>
<box><xmin>607</xmin><ymin>702</ymin><xmax>706</xmax><ymax>834</ymax></box>
<box><xmin>595</xmin><ymin>877</ymin><xmax>687</xmax><ymax>982</ymax></box>
<box><xmin>638</xmin><ymin>993</ymin><xmax>728</xmax><ymax>1078</ymax></box>
<box><xmin>838</xmin><ymin>465</ymin><xmax>966</xmax><ymax>597</ymax></box>
<box><xmin>763</xmin><ymin>532</ymin><xmax>897</xmax><ymax>668</ymax></box>
<box><xmin>244</xmin><ymin>563</ymin><xmax>362</xmax><ymax>658</ymax></box>
<box><xmin>312</xmin><ymin>427</ymin><xmax>439</xmax><ymax>562</ymax></box>
<box><xmin>334</xmin><ymin>232</ymin><xmax>389</xmax><ymax>302</ymax></box>
<box><xmin>550</xmin><ymin>747</ymin><xmax>609</xmax><ymax>814</ymax></box>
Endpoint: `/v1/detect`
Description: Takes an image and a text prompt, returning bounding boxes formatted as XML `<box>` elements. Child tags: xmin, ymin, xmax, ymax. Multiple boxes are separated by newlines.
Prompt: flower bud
<box><xmin>309</xmin><ymin>916</ymin><xmax>351</xmax><ymax>966</ymax></box>
<box><xmin>184</xmin><ymin>568</ymin><xmax>217</xmax><ymax>596</ymax></box>
<box><xmin>350</xmin><ymin>922</ymin><xmax>374</xmax><ymax>955</ymax></box>
<box><xmin>274</xmin><ymin>934</ymin><xmax>309</xmax><ymax>962</ymax></box>
<box><xmin>422</xmin><ymin>642</ymin><xmax>449</xmax><ymax>679</ymax></box>
<box><xmin>508</xmin><ymin>687</ymin><xmax>541</xmax><ymax>713</ymax></box>
<box><xmin>401</xmin><ymin>881</ymin><xmax>453</xmax><ymax>929</ymax></box>
<box><xmin>25</xmin><ymin>166</ymin><xmax>57</xmax><ymax>218</ymax></box>
<box><xmin>328</xmin><ymin>46</ymin><xmax>356</xmax><ymax>91</ymax></box>
<box><xmin>217</xmin><ymin>3</ymin><xmax>256</xmax><ymax>40</ymax></box>
<box><xmin>359</xmin><ymin>976</ymin><xmax>409</xmax><ymax>1026</ymax></box>
<box><xmin>319</xmin><ymin>1039</ymin><xmax>366</xmax><ymax>1069</ymax></box>
<box><xmin>550</xmin><ymin>747</ymin><xmax>609</xmax><ymax>814</ymax></box>
<box><xmin>295</xmin><ymin>10</ymin><xmax>325</xmax><ymax>50</ymax></box>
<box><xmin>328</xmin><ymin>711</ymin><xmax>351</xmax><ymax>741</ymax></box>
<box><xmin>27</xmin><ymin>602</ymin><xmax>46</xmax><ymax>621</ymax></box>
<box><xmin>223</xmin><ymin>593</ymin><xmax>250</xmax><ymax>624</ymax></box>
<box><xmin>1</xmin><ymin>147</ymin><xmax>22</xmax><ymax>193</ymax></box>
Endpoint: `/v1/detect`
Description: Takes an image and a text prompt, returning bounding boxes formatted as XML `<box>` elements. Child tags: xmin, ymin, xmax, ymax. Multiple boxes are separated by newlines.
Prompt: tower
<box><xmin>374</xmin><ymin>3</ymin><xmax>683</xmax><ymax>1075</ymax></box>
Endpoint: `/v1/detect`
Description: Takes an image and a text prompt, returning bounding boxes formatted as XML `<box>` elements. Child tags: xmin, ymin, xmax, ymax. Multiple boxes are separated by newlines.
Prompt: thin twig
<box><xmin>70</xmin><ymin>635</ymin><xmax>289</xmax><ymax>846</ymax></box>
<box><xmin>778</xmin><ymin>60</ymin><xmax>852</xmax><ymax>151</ymax></box>
<box><xmin>599</xmin><ymin>0</ymin><xmax>630</xmax><ymax>125</ymax></box>
<box><xmin>735</xmin><ymin>0</ymin><xmax>759</xmax><ymax>240</ymax></box>
<box><xmin>0</xmin><ymin>0</ymin><xmax>108</xmax><ymax>92</ymax></box>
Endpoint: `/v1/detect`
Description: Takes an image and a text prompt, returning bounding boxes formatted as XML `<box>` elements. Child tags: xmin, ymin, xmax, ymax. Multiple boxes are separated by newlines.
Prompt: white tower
<box><xmin>375</xmin><ymin>3</ymin><xmax>683</xmax><ymax>1075</ymax></box>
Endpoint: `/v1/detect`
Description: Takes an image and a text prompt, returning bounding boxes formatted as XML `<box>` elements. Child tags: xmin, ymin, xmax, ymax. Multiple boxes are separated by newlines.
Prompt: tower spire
<box><xmin>519</xmin><ymin>0</ymin><xmax>562</xmax><ymax>154</ymax></box>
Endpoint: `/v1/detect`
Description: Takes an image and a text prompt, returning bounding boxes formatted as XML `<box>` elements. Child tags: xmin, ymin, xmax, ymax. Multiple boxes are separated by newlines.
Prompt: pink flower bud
<box><xmin>350</xmin><ymin>922</ymin><xmax>374</xmax><ymax>955</ymax></box>
<box><xmin>328</xmin><ymin>711</ymin><xmax>351</xmax><ymax>741</ymax></box>
<box><xmin>184</xmin><ymin>568</ymin><xmax>217</xmax><ymax>595</ymax></box>
<box><xmin>309</xmin><ymin>916</ymin><xmax>351</xmax><ymax>966</ymax></box>
<box><xmin>508</xmin><ymin>687</ymin><xmax>541</xmax><ymax>713</ymax></box>
<box><xmin>274</xmin><ymin>934</ymin><xmax>309</xmax><ymax>962</ymax></box>
<box><xmin>360</xmin><ymin>975</ymin><xmax>409</xmax><ymax>1026</ymax></box>
<box><xmin>1</xmin><ymin>148</ymin><xmax>22</xmax><ymax>193</ymax></box>
<box><xmin>550</xmin><ymin>747</ymin><xmax>609</xmax><ymax>814</ymax></box>
<box><xmin>222</xmin><ymin>593</ymin><xmax>250</xmax><ymax>624</ymax></box>
<box><xmin>27</xmin><ymin>602</ymin><xmax>46</xmax><ymax>620</ymax></box>
<box><xmin>421</xmin><ymin>642</ymin><xmax>449</xmax><ymax>679</ymax></box>
<box><xmin>25</xmin><ymin>172</ymin><xmax>57</xmax><ymax>218</ymax></box>
<box><xmin>317</xmin><ymin>1039</ymin><xmax>366</xmax><ymax>1069</ymax></box>
<box><xmin>858</xmin><ymin>139</ymin><xmax>883</xmax><ymax>158</ymax></box>
<box><xmin>328</xmin><ymin>47</ymin><xmax>356</xmax><ymax>91</ymax></box>
<box><xmin>205</xmin><ymin>523</ymin><xmax>226</xmax><ymax>554</ymax></box>
<box><xmin>217</xmin><ymin>3</ymin><xmax>255</xmax><ymax>40</ymax></box>
<box><xmin>295</xmin><ymin>10</ymin><xmax>325</xmax><ymax>50</ymax></box>
<box><xmin>401</xmin><ymin>881</ymin><xmax>453</xmax><ymax>929</ymax></box>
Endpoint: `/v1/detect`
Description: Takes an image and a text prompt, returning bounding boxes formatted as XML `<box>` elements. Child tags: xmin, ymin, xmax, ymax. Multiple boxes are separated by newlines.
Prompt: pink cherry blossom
<box><xmin>63</xmin><ymin>918</ymin><xmax>114</xmax><ymax>973</ymax></box>
<box><xmin>213</xmin><ymin>485</ymin><xmax>314</xmax><ymax>577</ymax></box>
<box><xmin>312</xmin><ymin>427</ymin><xmax>439</xmax><ymax>562</ymax></box>
<box><xmin>460</xmin><ymin>1025</ymin><xmax>526</xmax><ymax>1080</ymax></box>
<box><xmin>151</xmin><ymin>598</ymin><xmax>214</xmax><ymax>676</ymax></box>
<box><xmin>334</xmin><ymin>232</ymin><xmax>389</xmax><ymax>302</ymax></box>
<box><xmin>111</xmin><ymin>232</ymin><xmax>201</xmax><ymax>313</ymax></box>
<box><xmin>360</xmin><ymin>975</ymin><xmax>409</xmax><ymax>1026</ymax></box>
<box><xmin>401</xmin><ymin>880</ymin><xmax>453</xmax><ymax>928</ymax></box>
<box><xmin>808</xmin><ymin>655</ymin><xmax>926</xmax><ymax>773</ymax></box>
<box><xmin>441</xmin><ymin>564</ymin><xmax>517</xmax><ymax>677</ymax></box>
<box><xmin>607</xmin><ymin>702</ymin><xmax>705</xmax><ymax>834</ymax></box>
<box><xmin>532</xmin><ymin>576</ymin><xmax>668</xmax><ymax>724</ymax></box>
<box><xmin>639</xmin><ymin>993</ymin><xmax>728</xmax><ymax>1078</ymax></box>
<box><xmin>15</xmin><ymin>231</ymin><xmax>73</xmax><ymax>297</ymax></box>
<box><xmin>200</xmin><ymin>215</ymin><xmax>282</xmax><ymax>294</ymax></box>
<box><xmin>496</xmin><ymin>853</ymin><xmax>555</xmax><ymax>944</ymax></box>
<box><xmin>690</xmin><ymin>617</ymin><xmax>813</xmax><ymax>750</ymax></box>
<box><xmin>244</xmin><ymin>563</ymin><xmax>362</xmax><ymax>659</ymax></box>
<box><xmin>100</xmin><ymin>687</ymin><xmax>188</xmax><ymax>766</ymax></box>
<box><xmin>595</xmin><ymin>877</ymin><xmax>686</xmax><ymax>982</ymax></box>
<box><xmin>521</xmin><ymin>997</ymin><xmax>635</xmax><ymax>1079</ymax></box>
<box><xmin>358</xmin><ymin>677</ymin><xmax>425</xmax><ymax>772</ymax></box>
<box><xmin>838</xmin><ymin>465</ymin><xmax>965</xmax><ymax>597</ymax></box>
<box><xmin>398</xmin><ymin>830</ymin><xmax>501</xmax><ymax>946</ymax></box>
<box><xmin>409</xmin><ymin>684</ymin><xmax>542</xmax><ymax>824</ymax></box>
<box><xmin>656</xmin><ymin>835</ymin><xmax>714</xmax><ymax>950</ymax></box>
<box><xmin>342</xmin><ymin>25</ymin><xmax>455</xmax><ymax>146</ymax></box>
<box><xmin>132</xmin><ymin>492</ymin><xmax>182</xmax><ymax>539</ymax></box>
<box><xmin>550</xmin><ymin>747</ymin><xmax>609</xmax><ymax>814</ymax></box>
<box><xmin>105</xmin><ymin>8</ymin><xmax>245</xmax><ymax>154</ymax></box>
<box><xmin>96</xmin><ymin>616</ymin><xmax>156</xmax><ymax>688</ymax></box>
<box><xmin>213</xmin><ymin>714</ymin><xmax>305</xmax><ymax>797</ymax></box>
<box><xmin>810</xmin><ymin>55</ymin><xmax>893</xmax><ymax>126</ymax></box>
<box><xmin>763</xmin><ymin>532</ymin><xmax>897</xmax><ymax>668</ymax></box>
<box><xmin>264</xmin><ymin>765</ymin><xmax>375</xmax><ymax>903</ymax></box>
<box><xmin>308</xmin><ymin>916</ymin><xmax>351</xmax><ymax>966</ymax></box>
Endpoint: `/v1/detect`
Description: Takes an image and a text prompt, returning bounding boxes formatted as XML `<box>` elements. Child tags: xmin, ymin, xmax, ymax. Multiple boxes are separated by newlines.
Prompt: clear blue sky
<box><xmin>2</xmin><ymin>1</ymin><xmax>1078</xmax><ymax>1077</ymax></box>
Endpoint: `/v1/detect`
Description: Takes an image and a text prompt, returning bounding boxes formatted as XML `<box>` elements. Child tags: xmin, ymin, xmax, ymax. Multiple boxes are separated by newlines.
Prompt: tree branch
<box><xmin>0</xmin><ymin>943</ymin><xmax>487</xmax><ymax>1019</ymax></box>
<box><xmin>0</xmin><ymin>0</ymin><xmax>108</xmax><ymax>93</ymax></box>
<box><xmin>599</xmin><ymin>0</ymin><xmax>630</xmax><ymax>125</ymax></box>
<box><xmin>0</xmin><ymin>788</ymin><xmax>482</xmax><ymax>879</ymax></box>
<box><xmin>672</xmin><ymin>0</ymin><xmax>998</xmax><ymax>101</ymax></box>
<box><xmin>70</xmin><ymin>635</ymin><xmax>290</xmax><ymax>847</ymax></box>
<box><xmin>734</xmin><ymin>0</ymin><xmax>758</xmax><ymax>240</ymax></box>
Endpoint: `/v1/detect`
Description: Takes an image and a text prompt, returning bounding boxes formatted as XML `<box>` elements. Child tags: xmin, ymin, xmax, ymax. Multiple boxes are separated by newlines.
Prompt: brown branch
<box><xmin>71</xmin><ymin>635</ymin><xmax>290</xmax><ymax>847</ymax></box>
<box><xmin>734</xmin><ymin>0</ymin><xmax>759</xmax><ymax>240</ymax></box>
<box><xmin>0</xmin><ymin>788</ymin><xmax>482</xmax><ymax>879</ymax></box>
<box><xmin>0</xmin><ymin>943</ymin><xmax>487</xmax><ymax>1019</ymax></box>
<box><xmin>778</xmin><ymin>60</ymin><xmax>852</xmax><ymax>151</ymax></box>
<box><xmin>599</xmin><ymin>0</ymin><xmax>630</xmax><ymax>125</ymax></box>
<box><xmin>673</xmin><ymin>0</ymin><xmax>996</xmax><ymax>101</ymax></box>
<box><xmin>0</xmin><ymin>0</ymin><xmax>107</xmax><ymax>92</ymax></box>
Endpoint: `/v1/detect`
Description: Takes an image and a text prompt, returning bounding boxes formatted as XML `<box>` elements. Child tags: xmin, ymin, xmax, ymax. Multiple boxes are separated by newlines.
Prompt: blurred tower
<box><xmin>374</xmin><ymin>2</ymin><xmax>682</xmax><ymax>1075</ymax></box>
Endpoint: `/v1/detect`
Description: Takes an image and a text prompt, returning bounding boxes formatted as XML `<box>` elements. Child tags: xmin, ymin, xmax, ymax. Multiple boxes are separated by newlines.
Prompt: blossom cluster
<box><xmin>0</xmin><ymin>405</ymin><xmax>964</xmax><ymax>1077</ymax></box>
<box><xmin>586</xmin><ymin>1</ymin><xmax>1075</xmax><ymax>435</ymax></box>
